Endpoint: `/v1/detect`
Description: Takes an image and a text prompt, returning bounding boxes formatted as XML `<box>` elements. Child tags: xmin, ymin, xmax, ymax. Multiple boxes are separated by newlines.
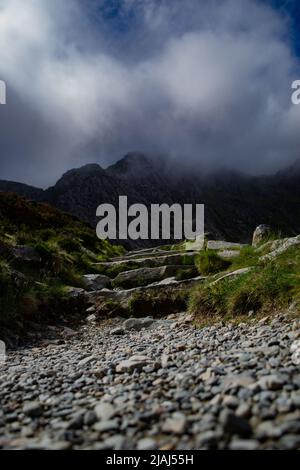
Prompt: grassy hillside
<box><xmin>189</xmin><ymin>241</ymin><xmax>300</xmax><ymax>324</ymax></box>
<box><xmin>0</xmin><ymin>192</ymin><xmax>124</xmax><ymax>338</ymax></box>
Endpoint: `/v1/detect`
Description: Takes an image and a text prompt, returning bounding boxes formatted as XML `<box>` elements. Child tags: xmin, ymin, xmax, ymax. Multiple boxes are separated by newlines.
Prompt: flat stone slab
<box><xmin>207</xmin><ymin>241</ymin><xmax>246</xmax><ymax>251</ymax></box>
<box><xmin>88</xmin><ymin>274</ymin><xmax>206</xmax><ymax>305</ymax></box>
<box><xmin>112</xmin><ymin>265</ymin><xmax>185</xmax><ymax>289</ymax></box>
<box><xmin>96</xmin><ymin>252</ymin><xmax>196</xmax><ymax>271</ymax></box>
<box><xmin>211</xmin><ymin>267</ymin><xmax>252</xmax><ymax>285</ymax></box>
<box><xmin>112</xmin><ymin>250</ymin><xmax>186</xmax><ymax>261</ymax></box>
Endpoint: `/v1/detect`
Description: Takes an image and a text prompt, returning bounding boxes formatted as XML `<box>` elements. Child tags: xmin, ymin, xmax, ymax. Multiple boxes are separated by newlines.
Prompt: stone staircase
<box><xmin>85</xmin><ymin>246</ymin><xmax>205</xmax><ymax>318</ymax></box>
<box><xmin>80</xmin><ymin>239</ymin><xmax>248</xmax><ymax>319</ymax></box>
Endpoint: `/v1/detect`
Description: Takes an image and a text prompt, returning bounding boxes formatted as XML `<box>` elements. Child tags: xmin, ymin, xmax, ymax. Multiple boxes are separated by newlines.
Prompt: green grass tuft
<box><xmin>195</xmin><ymin>249</ymin><xmax>231</xmax><ymax>275</ymax></box>
<box><xmin>0</xmin><ymin>192</ymin><xmax>124</xmax><ymax>336</ymax></box>
<box><xmin>189</xmin><ymin>244</ymin><xmax>300</xmax><ymax>321</ymax></box>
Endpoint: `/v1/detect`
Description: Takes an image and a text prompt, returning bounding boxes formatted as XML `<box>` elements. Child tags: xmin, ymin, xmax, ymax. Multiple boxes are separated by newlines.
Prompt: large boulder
<box><xmin>111</xmin><ymin>265</ymin><xmax>184</xmax><ymax>289</ymax></box>
<box><xmin>83</xmin><ymin>274</ymin><xmax>111</xmax><ymax>291</ymax></box>
<box><xmin>123</xmin><ymin>317</ymin><xmax>154</xmax><ymax>331</ymax></box>
<box><xmin>88</xmin><ymin>282</ymin><xmax>193</xmax><ymax>318</ymax></box>
<box><xmin>252</xmin><ymin>225</ymin><xmax>272</xmax><ymax>247</ymax></box>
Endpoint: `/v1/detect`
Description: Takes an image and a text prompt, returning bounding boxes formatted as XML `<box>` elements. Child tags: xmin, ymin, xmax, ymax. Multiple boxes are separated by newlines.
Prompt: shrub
<box><xmin>57</xmin><ymin>237</ymin><xmax>82</xmax><ymax>253</ymax></box>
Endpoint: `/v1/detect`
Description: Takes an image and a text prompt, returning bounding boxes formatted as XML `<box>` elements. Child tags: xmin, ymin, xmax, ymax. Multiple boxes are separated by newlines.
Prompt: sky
<box><xmin>0</xmin><ymin>0</ymin><xmax>300</xmax><ymax>187</ymax></box>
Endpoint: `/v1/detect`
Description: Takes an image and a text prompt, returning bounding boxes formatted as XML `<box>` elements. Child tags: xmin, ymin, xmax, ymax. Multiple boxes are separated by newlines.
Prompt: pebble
<box><xmin>220</xmin><ymin>410</ymin><xmax>252</xmax><ymax>438</ymax></box>
<box><xmin>23</xmin><ymin>402</ymin><xmax>43</xmax><ymax>418</ymax></box>
<box><xmin>137</xmin><ymin>438</ymin><xmax>157</xmax><ymax>450</ymax></box>
<box><xmin>94</xmin><ymin>403</ymin><xmax>115</xmax><ymax>421</ymax></box>
<box><xmin>162</xmin><ymin>412</ymin><xmax>187</xmax><ymax>434</ymax></box>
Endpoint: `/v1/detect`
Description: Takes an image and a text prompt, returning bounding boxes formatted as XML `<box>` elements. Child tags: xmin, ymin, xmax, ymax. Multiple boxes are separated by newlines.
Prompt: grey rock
<box><xmin>260</xmin><ymin>236</ymin><xmax>300</xmax><ymax>261</ymax></box>
<box><xmin>211</xmin><ymin>268</ymin><xmax>252</xmax><ymax>286</ymax></box>
<box><xmin>94</xmin><ymin>403</ymin><xmax>115</xmax><ymax>421</ymax></box>
<box><xmin>78</xmin><ymin>356</ymin><xmax>95</xmax><ymax>367</ymax></box>
<box><xmin>111</xmin><ymin>327</ymin><xmax>125</xmax><ymax>336</ymax></box>
<box><xmin>112</xmin><ymin>266</ymin><xmax>183</xmax><ymax>289</ymax></box>
<box><xmin>222</xmin><ymin>395</ymin><xmax>240</xmax><ymax>409</ymax></box>
<box><xmin>256</xmin><ymin>375</ymin><xmax>285</xmax><ymax>391</ymax></box>
<box><xmin>229</xmin><ymin>439</ymin><xmax>259</xmax><ymax>450</ymax></box>
<box><xmin>84</xmin><ymin>411</ymin><xmax>97</xmax><ymax>426</ymax></box>
<box><xmin>162</xmin><ymin>412</ymin><xmax>187</xmax><ymax>434</ymax></box>
<box><xmin>93</xmin><ymin>419</ymin><xmax>119</xmax><ymax>432</ymax></box>
<box><xmin>23</xmin><ymin>402</ymin><xmax>43</xmax><ymax>418</ymax></box>
<box><xmin>279</xmin><ymin>434</ymin><xmax>300</xmax><ymax>450</ymax></box>
<box><xmin>255</xmin><ymin>421</ymin><xmax>284</xmax><ymax>440</ymax></box>
<box><xmin>101</xmin><ymin>435</ymin><xmax>126</xmax><ymax>450</ymax></box>
<box><xmin>86</xmin><ymin>306</ymin><xmax>96</xmax><ymax>313</ymax></box>
<box><xmin>220</xmin><ymin>410</ymin><xmax>252</xmax><ymax>438</ymax></box>
<box><xmin>83</xmin><ymin>274</ymin><xmax>111</xmax><ymax>291</ymax></box>
<box><xmin>116</xmin><ymin>355</ymin><xmax>151</xmax><ymax>373</ymax></box>
<box><xmin>207</xmin><ymin>241</ymin><xmax>245</xmax><ymax>250</ymax></box>
<box><xmin>86</xmin><ymin>314</ymin><xmax>97</xmax><ymax>323</ymax></box>
<box><xmin>196</xmin><ymin>430</ymin><xmax>219</xmax><ymax>449</ymax></box>
<box><xmin>67</xmin><ymin>287</ymin><xmax>86</xmax><ymax>298</ymax></box>
<box><xmin>236</xmin><ymin>403</ymin><xmax>252</xmax><ymax>419</ymax></box>
<box><xmin>137</xmin><ymin>438</ymin><xmax>157</xmax><ymax>450</ymax></box>
<box><xmin>67</xmin><ymin>412</ymin><xmax>84</xmax><ymax>430</ymax></box>
<box><xmin>252</xmin><ymin>224</ymin><xmax>272</xmax><ymax>247</ymax></box>
<box><xmin>123</xmin><ymin>317</ymin><xmax>154</xmax><ymax>331</ymax></box>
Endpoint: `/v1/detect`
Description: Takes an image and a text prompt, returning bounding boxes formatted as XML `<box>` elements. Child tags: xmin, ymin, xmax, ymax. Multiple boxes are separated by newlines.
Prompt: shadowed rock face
<box><xmin>1</xmin><ymin>153</ymin><xmax>300</xmax><ymax>247</ymax></box>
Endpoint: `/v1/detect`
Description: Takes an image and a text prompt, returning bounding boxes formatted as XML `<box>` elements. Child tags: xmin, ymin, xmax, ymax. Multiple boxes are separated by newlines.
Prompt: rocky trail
<box><xmin>1</xmin><ymin>244</ymin><xmax>300</xmax><ymax>450</ymax></box>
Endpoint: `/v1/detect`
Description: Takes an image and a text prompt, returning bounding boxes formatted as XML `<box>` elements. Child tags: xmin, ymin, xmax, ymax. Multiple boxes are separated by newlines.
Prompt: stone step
<box><xmin>206</xmin><ymin>241</ymin><xmax>246</xmax><ymax>251</ymax></box>
<box><xmin>120</xmin><ymin>246</ymin><xmax>173</xmax><ymax>257</ymax></box>
<box><xmin>111</xmin><ymin>249</ymin><xmax>189</xmax><ymax>261</ymax></box>
<box><xmin>87</xmin><ymin>274</ymin><xmax>206</xmax><ymax>317</ymax></box>
<box><xmin>96</xmin><ymin>252</ymin><xmax>197</xmax><ymax>271</ymax></box>
<box><xmin>111</xmin><ymin>265</ymin><xmax>198</xmax><ymax>289</ymax></box>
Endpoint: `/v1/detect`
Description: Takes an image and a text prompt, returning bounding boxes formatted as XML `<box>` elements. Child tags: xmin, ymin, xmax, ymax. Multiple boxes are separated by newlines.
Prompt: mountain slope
<box><xmin>0</xmin><ymin>192</ymin><xmax>123</xmax><ymax>340</ymax></box>
<box><xmin>1</xmin><ymin>153</ymin><xmax>300</xmax><ymax>246</ymax></box>
<box><xmin>0</xmin><ymin>180</ymin><xmax>45</xmax><ymax>201</ymax></box>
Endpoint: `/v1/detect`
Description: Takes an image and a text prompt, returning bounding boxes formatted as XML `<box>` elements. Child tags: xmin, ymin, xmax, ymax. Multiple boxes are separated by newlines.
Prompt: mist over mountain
<box><xmin>1</xmin><ymin>153</ymin><xmax>300</xmax><ymax>247</ymax></box>
<box><xmin>0</xmin><ymin>0</ymin><xmax>300</xmax><ymax>186</ymax></box>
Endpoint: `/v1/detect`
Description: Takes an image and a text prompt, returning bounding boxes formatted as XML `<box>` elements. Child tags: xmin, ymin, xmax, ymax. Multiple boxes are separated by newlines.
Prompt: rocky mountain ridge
<box><xmin>1</xmin><ymin>153</ymin><xmax>300</xmax><ymax>246</ymax></box>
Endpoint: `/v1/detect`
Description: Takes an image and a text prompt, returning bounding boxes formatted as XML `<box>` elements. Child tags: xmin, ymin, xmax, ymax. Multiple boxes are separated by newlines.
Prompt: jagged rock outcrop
<box><xmin>2</xmin><ymin>153</ymin><xmax>300</xmax><ymax>247</ymax></box>
<box><xmin>252</xmin><ymin>225</ymin><xmax>272</xmax><ymax>247</ymax></box>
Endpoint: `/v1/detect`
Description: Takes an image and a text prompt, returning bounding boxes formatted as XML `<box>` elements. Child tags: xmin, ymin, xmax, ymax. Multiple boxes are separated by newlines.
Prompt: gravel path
<box><xmin>1</xmin><ymin>313</ymin><xmax>300</xmax><ymax>450</ymax></box>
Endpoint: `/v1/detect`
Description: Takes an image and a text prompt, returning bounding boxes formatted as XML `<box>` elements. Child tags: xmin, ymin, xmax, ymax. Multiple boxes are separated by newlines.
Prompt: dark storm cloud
<box><xmin>0</xmin><ymin>0</ymin><xmax>299</xmax><ymax>186</ymax></box>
